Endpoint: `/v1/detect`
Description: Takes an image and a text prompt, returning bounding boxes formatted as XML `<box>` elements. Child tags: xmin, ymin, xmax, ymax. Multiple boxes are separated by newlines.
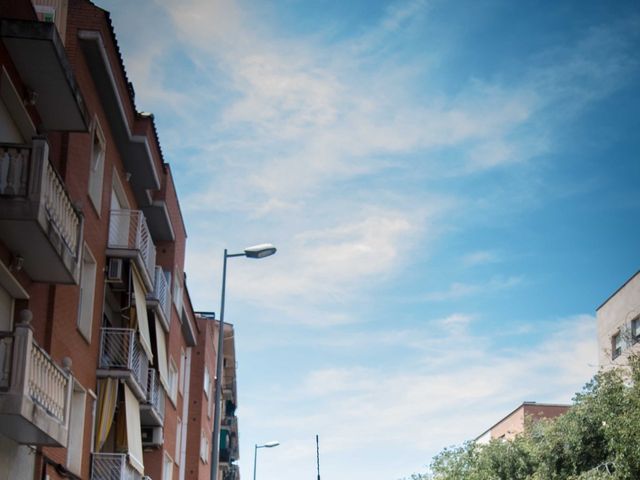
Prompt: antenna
<box><xmin>316</xmin><ymin>434</ymin><xmax>321</xmax><ymax>480</ymax></box>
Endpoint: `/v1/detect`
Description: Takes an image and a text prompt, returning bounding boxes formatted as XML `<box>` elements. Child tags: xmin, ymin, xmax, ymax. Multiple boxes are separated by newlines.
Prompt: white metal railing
<box><xmin>91</xmin><ymin>453</ymin><xmax>142</xmax><ymax>480</ymax></box>
<box><xmin>99</xmin><ymin>328</ymin><xmax>148</xmax><ymax>394</ymax></box>
<box><xmin>145</xmin><ymin>368</ymin><xmax>165</xmax><ymax>422</ymax></box>
<box><xmin>0</xmin><ymin>139</ymin><xmax>82</xmax><ymax>260</ymax></box>
<box><xmin>147</xmin><ymin>267</ymin><xmax>171</xmax><ymax>322</ymax></box>
<box><xmin>108</xmin><ymin>210</ymin><xmax>156</xmax><ymax>282</ymax></box>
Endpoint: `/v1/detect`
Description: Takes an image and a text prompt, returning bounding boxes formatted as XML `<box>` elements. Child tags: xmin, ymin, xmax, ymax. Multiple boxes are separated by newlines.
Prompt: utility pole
<box><xmin>316</xmin><ymin>434</ymin><xmax>321</xmax><ymax>480</ymax></box>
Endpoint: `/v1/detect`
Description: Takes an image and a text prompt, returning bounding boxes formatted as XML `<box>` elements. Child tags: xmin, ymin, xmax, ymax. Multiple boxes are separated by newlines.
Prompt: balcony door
<box><xmin>0</xmin><ymin>284</ymin><xmax>12</xmax><ymax>331</ymax></box>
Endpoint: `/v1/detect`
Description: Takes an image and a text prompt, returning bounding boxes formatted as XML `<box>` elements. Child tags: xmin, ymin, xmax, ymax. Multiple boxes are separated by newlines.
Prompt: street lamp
<box><xmin>210</xmin><ymin>244</ymin><xmax>277</xmax><ymax>480</ymax></box>
<box><xmin>253</xmin><ymin>441</ymin><xmax>280</xmax><ymax>480</ymax></box>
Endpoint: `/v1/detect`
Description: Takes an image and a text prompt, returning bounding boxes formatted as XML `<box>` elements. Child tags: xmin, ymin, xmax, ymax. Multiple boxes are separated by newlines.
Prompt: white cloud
<box><xmin>423</xmin><ymin>275</ymin><xmax>523</xmax><ymax>301</ymax></box>
<box><xmin>246</xmin><ymin>315</ymin><xmax>597</xmax><ymax>479</ymax></box>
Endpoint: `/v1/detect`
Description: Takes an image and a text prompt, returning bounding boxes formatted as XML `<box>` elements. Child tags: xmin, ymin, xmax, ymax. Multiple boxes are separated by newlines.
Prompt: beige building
<box><xmin>475</xmin><ymin>402</ymin><xmax>569</xmax><ymax>444</ymax></box>
<box><xmin>596</xmin><ymin>270</ymin><xmax>640</xmax><ymax>368</ymax></box>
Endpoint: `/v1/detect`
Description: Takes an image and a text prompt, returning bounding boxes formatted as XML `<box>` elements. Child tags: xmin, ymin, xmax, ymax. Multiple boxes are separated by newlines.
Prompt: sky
<box><xmin>96</xmin><ymin>0</ymin><xmax>640</xmax><ymax>478</ymax></box>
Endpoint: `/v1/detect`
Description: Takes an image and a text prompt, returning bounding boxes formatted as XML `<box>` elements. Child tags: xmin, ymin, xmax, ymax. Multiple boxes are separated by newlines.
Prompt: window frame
<box><xmin>612</xmin><ymin>332</ymin><xmax>623</xmax><ymax>359</ymax></box>
<box><xmin>77</xmin><ymin>244</ymin><xmax>97</xmax><ymax>342</ymax></box>
<box><xmin>88</xmin><ymin>117</ymin><xmax>106</xmax><ymax>214</ymax></box>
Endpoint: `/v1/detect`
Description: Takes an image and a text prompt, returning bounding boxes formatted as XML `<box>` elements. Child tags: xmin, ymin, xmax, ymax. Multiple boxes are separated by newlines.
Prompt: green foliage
<box><xmin>416</xmin><ymin>357</ymin><xmax>640</xmax><ymax>480</ymax></box>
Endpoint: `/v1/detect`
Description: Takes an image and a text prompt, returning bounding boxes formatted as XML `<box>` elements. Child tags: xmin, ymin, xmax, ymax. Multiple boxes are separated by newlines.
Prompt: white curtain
<box><xmin>131</xmin><ymin>265</ymin><xmax>153</xmax><ymax>362</ymax></box>
<box><xmin>155</xmin><ymin>317</ymin><xmax>169</xmax><ymax>391</ymax></box>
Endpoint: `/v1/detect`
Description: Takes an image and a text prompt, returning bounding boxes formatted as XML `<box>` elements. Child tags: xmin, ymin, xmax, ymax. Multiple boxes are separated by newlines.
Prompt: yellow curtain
<box><xmin>115</xmin><ymin>401</ymin><xmax>127</xmax><ymax>452</ymax></box>
<box><xmin>131</xmin><ymin>265</ymin><xmax>153</xmax><ymax>362</ymax></box>
<box><xmin>94</xmin><ymin>378</ymin><xmax>118</xmax><ymax>451</ymax></box>
<box><xmin>124</xmin><ymin>384</ymin><xmax>145</xmax><ymax>475</ymax></box>
<box><xmin>155</xmin><ymin>317</ymin><xmax>170</xmax><ymax>391</ymax></box>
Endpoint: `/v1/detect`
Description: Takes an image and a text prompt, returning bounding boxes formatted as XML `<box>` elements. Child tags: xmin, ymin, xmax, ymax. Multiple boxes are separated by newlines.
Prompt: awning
<box><xmin>124</xmin><ymin>383</ymin><xmax>144</xmax><ymax>475</ymax></box>
<box><xmin>131</xmin><ymin>265</ymin><xmax>153</xmax><ymax>362</ymax></box>
<box><xmin>155</xmin><ymin>317</ymin><xmax>169</xmax><ymax>392</ymax></box>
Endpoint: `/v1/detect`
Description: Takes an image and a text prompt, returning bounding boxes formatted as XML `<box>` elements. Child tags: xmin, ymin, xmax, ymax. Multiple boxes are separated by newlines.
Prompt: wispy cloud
<box><xmin>423</xmin><ymin>275</ymin><xmax>523</xmax><ymax>301</ymax></box>
<box><xmin>245</xmin><ymin>315</ymin><xmax>597</xmax><ymax>479</ymax></box>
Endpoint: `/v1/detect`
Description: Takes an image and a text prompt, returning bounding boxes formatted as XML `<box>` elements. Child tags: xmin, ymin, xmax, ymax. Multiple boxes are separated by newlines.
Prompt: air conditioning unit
<box><xmin>141</xmin><ymin>426</ymin><xmax>163</xmax><ymax>447</ymax></box>
<box><xmin>106</xmin><ymin>258</ymin><xmax>126</xmax><ymax>289</ymax></box>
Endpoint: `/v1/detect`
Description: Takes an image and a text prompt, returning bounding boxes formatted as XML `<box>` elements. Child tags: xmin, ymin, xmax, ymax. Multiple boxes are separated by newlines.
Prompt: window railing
<box><xmin>91</xmin><ymin>452</ymin><xmax>142</xmax><ymax>480</ymax></box>
<box><xmin>99</xmin><ymin>328</ymin><xmax>148</xmax><ymax>394</ymax></box>
<box><xmin>145</xmin><ymin>368</ymin><xmax>165</xmax><ymax>422</ymax></box>
<box><xmin>108</xmin><ymin>210</ymin><xmax>156</xmax><ymax>284</ymax></box>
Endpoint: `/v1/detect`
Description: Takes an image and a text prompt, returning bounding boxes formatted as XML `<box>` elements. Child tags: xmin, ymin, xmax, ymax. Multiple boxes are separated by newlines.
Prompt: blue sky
<box><xmin>97</xmin><ymin>0</ymin><xmax>639</xmax><ymax>478</ymax></box>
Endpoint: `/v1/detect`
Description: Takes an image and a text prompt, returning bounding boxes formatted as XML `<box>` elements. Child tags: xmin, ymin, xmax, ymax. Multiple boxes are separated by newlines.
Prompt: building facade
<box><xmin>475</xmin><ymin>402</ymin><xmax>569</xmax><ymax>444</ymax></box>
<box><xmin>596</xmin><ymin>270</ymin><xmax>640</xmax><ymax>368</ymax></box>
<box><xmin>0</xmin><ymin>1</ymin><xmax>238</xmax><ymax>479</ymax></box>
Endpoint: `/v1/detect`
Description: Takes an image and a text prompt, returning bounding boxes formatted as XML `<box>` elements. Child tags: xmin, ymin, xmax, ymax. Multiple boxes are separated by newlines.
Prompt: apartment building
<box><xmin>475</xmin><ymin>402</ymin><xmax>569</xmax><ymax>444</ymax></box>
<box><xmin>188</xmin><ymin>314</ymin><xmax>239</xmax><ymax>480</ymax></box>
<box><xmin>596</xmin><ymin>270</ymin><xmax>640</xmax><ymax>368</ymax></box>
<box><xmin>0</xmin><ymin>1</ymin><xmax>238</xmax><ymax>479</ymax></box>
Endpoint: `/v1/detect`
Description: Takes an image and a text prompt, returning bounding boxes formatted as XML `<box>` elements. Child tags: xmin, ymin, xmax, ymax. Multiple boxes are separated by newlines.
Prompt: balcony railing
<box><xmin>223</xmin><ymin>465</ymin><xmax>240</xmax><ymax>480</ymax></box>
<box><xmin>0</xmin><ymin>313</ymin><xmax>71</xmax><ymax>446</ymax></box>
<box><xmin>98</xmin><ymin>328</ymin><xmax>148</xmax><ymax>400</ymax></box>
<box><xmin>107</xmin><ymin>209</ymin><xmax>156</xmax><ymax>290</ymax></box>
<box><xmin>146</xmin><ymin>267</ymin><xmax>171</xmax><ymax>331</ymax></box>
<box><xmin>91</xmin><ymin>453</ymin><xmax>142</xmax><ymax>480</ymax></box>
<box><xmin>0</xmin><ymin>139</ymin><xmax>83</xmax><ymax>283</ymax></box>
<box><xmin>141</xmin><ymin>368</ymin><xmax>165</xmax><ymax>426</ymax></box>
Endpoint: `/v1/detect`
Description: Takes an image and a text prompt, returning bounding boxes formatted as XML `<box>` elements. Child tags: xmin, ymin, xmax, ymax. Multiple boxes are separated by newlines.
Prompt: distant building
<box><xmin>475</xmin><ymin>402</ymin><xmax>570</xmax><ymax>444</ymax></box>
<box><xmin>596</xmin><ymin>270</ymin><xmax>640</xmax><ymax>368</ymax></box>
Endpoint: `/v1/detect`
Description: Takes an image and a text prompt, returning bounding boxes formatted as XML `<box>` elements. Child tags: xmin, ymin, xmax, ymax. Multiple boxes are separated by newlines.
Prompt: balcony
<box><xmin>107</xmin><ymin>210</ymin><xmax>156</xmax><ymax>291</ymax></box>
<box><xmin>140</xmin><ymin>368</ymin><xmax>164</xmax><ymax>427</ymax></box>
<box><xmin>0</xmin><ymin>313</ymin><xmax>71</xmax><ymax>446</ymax></box>
<box><xmin>91</xmin><ymin>453</ymin><xmax>142</xmax><ymax>480</ymax></box>
<box><xmin>223</xmin><ymin>465</ymin><xmax>240</xmax><ymax>480</ymax></box>
<box><xmin>146</xmin><ymin>267</ymin><xmax>171</xmax><ymax>332</ymax></box>
<box><xmin>97</xmin><ymin>328</ymin><xmax>148</xmax><ymax>401</ymax></box>
<box><xmin>0</xmin><ymin>138</ymin><xmax>83</xmax><ymax>284</ymax></box>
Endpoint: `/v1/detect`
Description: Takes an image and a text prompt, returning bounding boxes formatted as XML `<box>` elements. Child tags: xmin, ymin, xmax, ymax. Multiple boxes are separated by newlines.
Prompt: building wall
<box><xmin>597</xmin><ymin>271</ymin><xmax>640</xmax><ymax>368</ymax></box>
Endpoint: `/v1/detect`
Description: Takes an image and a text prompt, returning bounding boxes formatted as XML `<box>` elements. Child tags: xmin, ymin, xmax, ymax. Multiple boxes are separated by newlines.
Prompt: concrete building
<box><xmin>475</xmin><ymin>402</ymin><xmax>570</xmax><ymax>444</ymax></box>
<box><xmin>0</xmin><ymin>1</ymin><xmax>238</xmax><ymax>479</ymax></box>
<box><xmin>596</xmin><ymin>270</ymin><xmax>640</xmax><ymax>368</ymax></box>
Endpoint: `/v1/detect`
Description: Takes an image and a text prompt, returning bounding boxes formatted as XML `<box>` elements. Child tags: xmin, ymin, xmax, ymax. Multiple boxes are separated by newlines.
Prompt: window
<box><xmin>178</xmin><ymin>348</ymin><xmax>186</xmax><ymax>395</ymax></box>
<box><xmin>66</xmin><ymin>380</ymin><xmax>87</xmax><ymax>475</ymax></box>
<box><xmin>200</xmin><ymin>430</ymin><xmax>209</xmax><ymax>463</ymax></box>
<box><xmin>168</xmin><ymin>358</ymin><xmax>178</xmax><ymax>404</ymax></box>
<box><xmin>203</xmin><ymin>366</ymin><xmax>210</xmax><ymax>397</ymax></box>
<box><xmin>208</xmin><ymin>382</ymin><xmax>214</xmax><ymax>419</ymax></box>
<box><xmin>172</xmin><ymin>268</ymin><xmax>183</xmax><ymax>314</ymax></box>
<box><xmin>632</xmin><ymin>317</ymin><xmax>640</xmax><ymax>344</ymax></box>
<box><xmin>175</xmin><ymin>417</ymin><xmax>182</xmax><ymax>465</ymax></box>
<box><xmin>163</xmin><ymin>453</ymin><xmax>173</xmax><ymax>480</ymax></box>
<box><xmin>77</xmin><ymin>245</ymin><xmax>97</xmax><ymax>342</ymax></box>
<box><xmin>612</xmin><ymin>332</ymin><xmax>623</xmax><ymax>359</ymax></box>
<box><xmin>88</xmin><ymin>118</ymin><xmax>106</xmax><ymax>213</ymax></box>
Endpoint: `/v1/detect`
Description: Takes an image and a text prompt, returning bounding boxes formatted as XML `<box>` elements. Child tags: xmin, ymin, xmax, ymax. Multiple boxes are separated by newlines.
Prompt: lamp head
<box><xmin>244</xmin><ymin>243</ymin><xmax>277</xmax><ymax>259</ymax></box>
<box><xmin>263</xmin><ymin>441</ymin><xmax>280</xmax><ymax>448</ymax></box>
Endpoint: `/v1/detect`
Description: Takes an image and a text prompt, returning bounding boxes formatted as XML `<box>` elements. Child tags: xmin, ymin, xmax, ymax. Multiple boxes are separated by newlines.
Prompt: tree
<box><xmin>414</xmin><ymin>357</ymin><xmax>640</xmax><ymax>480</ymax></box>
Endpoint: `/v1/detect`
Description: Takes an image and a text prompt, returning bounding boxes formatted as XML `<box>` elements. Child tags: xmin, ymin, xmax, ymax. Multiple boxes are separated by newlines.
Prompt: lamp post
<box><xmin>210</xmin><ymin>244</ymin><xmax>277</xmax><ymax>480</ymax></box>
<box><xmin>253</xmin><ymin>441</ymin><xmax>280</xmax><ymax>480</ymax></box>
